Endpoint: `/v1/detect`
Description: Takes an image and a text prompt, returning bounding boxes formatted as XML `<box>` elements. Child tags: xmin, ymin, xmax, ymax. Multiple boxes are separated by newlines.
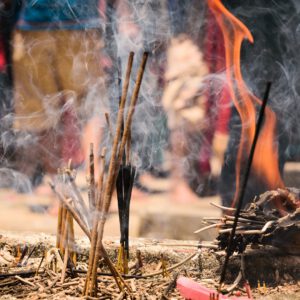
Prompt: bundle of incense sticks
<box><xmin>52</xmin><ymin>51</ymin><xmax>148</xmax><ymax>297</ymax></box>
<box><xmin>55</xmin><ymin>164</ymin><xmax>76</xmax><ymax>283</ymax></box>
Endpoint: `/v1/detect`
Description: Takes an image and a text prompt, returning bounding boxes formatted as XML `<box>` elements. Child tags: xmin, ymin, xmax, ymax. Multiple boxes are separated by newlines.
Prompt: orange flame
<box><xmin>207</xmin><ymin>0</ymin><xmax>285</xmax><ymax>207</ymax></box>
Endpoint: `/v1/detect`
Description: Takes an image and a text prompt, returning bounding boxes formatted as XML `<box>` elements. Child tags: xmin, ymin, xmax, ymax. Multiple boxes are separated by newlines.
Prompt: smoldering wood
<box><xmin>202</xmin><ymin>188</ymin><xmax>300</xmax><ymax>255</ymax></box>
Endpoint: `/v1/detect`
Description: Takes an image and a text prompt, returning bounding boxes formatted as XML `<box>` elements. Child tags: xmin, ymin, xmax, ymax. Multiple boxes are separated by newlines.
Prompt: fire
<box><xmin>207</xmin><ymin>0</ymin><xmax>285</xmax><ymax>207</ymax></box>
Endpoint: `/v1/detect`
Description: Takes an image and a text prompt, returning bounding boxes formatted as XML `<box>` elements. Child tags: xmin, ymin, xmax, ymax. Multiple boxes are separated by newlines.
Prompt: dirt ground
<box><xmin>0</xmin><ymin>233</ymin><xmax>299</xmax><ymax>300</ymax></box>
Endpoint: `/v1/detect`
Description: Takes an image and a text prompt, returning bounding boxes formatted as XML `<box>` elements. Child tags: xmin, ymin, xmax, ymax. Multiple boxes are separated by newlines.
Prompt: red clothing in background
<box><xmin>198</xmin><ymin>10</ymin><xmax>231</xmax><ymax>174</ymax></box>
<box><xmin>0</xmin><ymin>37</ymin><xmax>6</xmax><ymax>72</ymax></box>
<box><xmin>204</xmin><ymin>10</ymin><xmax>231</xmax><ymax>135</ymax></box>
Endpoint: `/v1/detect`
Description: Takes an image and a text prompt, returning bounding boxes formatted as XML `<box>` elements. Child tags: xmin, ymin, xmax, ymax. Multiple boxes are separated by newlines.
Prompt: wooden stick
<box><xmin>60</xmin><ymin>206</ymin><xmax>68</xmax><ymax>254</ymax></box>
<box><xmin>104</xmin><ymin>52</ymin><xmax>148</xmax><ymax>217</ymax></box>
<box><xmin>67</xmin><ymin>211</ymin><xmax>76</xmax><ymax>265</ymax></box>
<box><xmin>61</xmin><ymin>210</ymin><xmax>70</xmax><ymax>257</ymax></box>
<box><xmin>83</xmin><ymin>148</ymin><xmax>107</xmax><ymax>296</ymax></box>
<box><xmin>15</xmin><ymin>275</ymin><xmax>36</xmax><ymax>288</ymax></box>
<box><xmin>56</xmin><ymin>204</ymin><xmax>63</xmax><ymax>248</ymax></box>
<box><xmin>115</xmin><ymin>52</ymin><xmax>148</xmax><ymax>198</ymax></box>
<box><xmin>219</xmin><ymin>82</ymin><xmax>271</xmax><ymax>288</ymax></box>
<box><xmin>100</xmin><ymin>52</ymin><xmax>134</xmax><ymax>217</ymax></box>
<box><xmin>60</xmin><ymin>226</ymin><xmax>69</xmax><ymax>284</ymax></box>
<box><xmin>89</xmin><ymin>52</ymin><xmax>143</xmax><ymax>295</ymax></box>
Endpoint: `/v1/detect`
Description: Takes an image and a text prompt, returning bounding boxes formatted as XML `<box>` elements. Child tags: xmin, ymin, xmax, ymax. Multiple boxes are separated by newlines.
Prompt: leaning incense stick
<box><xmin>65</xmin><ymin>172</ymin><xmax>91</xmax><ymax>229</ymax></box>
<box><xmin>219</xmin><ymin>82</ymin><xmax>272</xmax><ymax>289</ymax></box>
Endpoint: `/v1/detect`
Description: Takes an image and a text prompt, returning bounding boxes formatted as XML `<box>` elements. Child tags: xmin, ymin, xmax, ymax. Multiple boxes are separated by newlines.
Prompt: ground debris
<box><xmin>0</xmin><ymin>232</ymin><xmax>299</xmax><ymax>299</ymax></box>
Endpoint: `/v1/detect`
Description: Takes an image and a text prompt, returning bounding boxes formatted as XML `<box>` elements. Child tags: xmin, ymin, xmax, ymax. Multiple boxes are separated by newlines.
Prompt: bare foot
<box><xmin>170</xmin><ymin>180</ymin><xmax>200</xmax><ymax>203</ymax></box>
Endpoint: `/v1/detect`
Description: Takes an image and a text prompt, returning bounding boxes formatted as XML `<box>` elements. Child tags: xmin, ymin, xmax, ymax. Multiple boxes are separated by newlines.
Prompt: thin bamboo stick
<box><xmin>67</xmin><ymin>211</ymin><xmax>76</xmax><ymax>265</ymax></box>
<box><xmin>60</xmin><ymin>206</ymin><xmax>68</xmax><ymax>254</ymax></box>
<box><xmin>65</xmin><ymin>172</ymin><xmax>91</xmax><ymax>229</ymax></box>
<box><xmin>83</xmin><ymin>148</ymin><xmax>107</xmax><ymax>296</ymax></box>
<box><xmin>104</xmin><ymin>52</ymin><xmax>148</xmax><ymax>217</ymax></box>
<box><xmin>89</xmin><ymin>52</ymin><xmax>142</xmax><ymax>295</ymax></box>
<box><xmin>56</xmin><ymin>204</ymin><xmax>63</xmax><ymax>248</ymax></box>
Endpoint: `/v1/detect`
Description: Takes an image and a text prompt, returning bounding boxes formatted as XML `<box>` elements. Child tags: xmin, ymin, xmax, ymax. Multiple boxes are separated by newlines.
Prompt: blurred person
<box><xmin>0</xmin><ymin>0</ymin><xmax>27</xmax><ymax>193</ymax></box>
<box><xmin>0</xmin><ymin>0</ymin><xmax>21</xmax><ymax>143</ymax></box>
<box><xmin>125</xmin><ymin>0</ymin><xmax>169</xmax><ymax>193</ymax></box>
<box><xmin>102</xmin><ymin>0</ymin><xmax>170</xmax><ymax>196</ymax></box>
<box><xmin>12</xmin><ymin>0</ymin><xmax>106</xmax><ymax>192</ymax></box>
<box><xmin>163</xmin><ymin>1</ymin><xmax>231</xmax><ymax>202</ymax></box>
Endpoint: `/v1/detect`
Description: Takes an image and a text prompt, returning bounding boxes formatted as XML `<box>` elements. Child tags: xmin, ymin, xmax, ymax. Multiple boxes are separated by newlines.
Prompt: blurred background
<box><xmin>0</xmin><ymin>0</ymin><xmax>300</xmax><ymax>241</ymax></box>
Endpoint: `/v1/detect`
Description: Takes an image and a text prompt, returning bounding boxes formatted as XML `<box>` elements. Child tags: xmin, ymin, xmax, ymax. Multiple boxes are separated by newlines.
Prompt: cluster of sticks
<box><xmin>51</xmin><ymin>51</ymin><xmax>148</xmax><ymax>297</ymax></box>
<box><xmin>195</xmin><ymin>188</ymin><xmax>300</xmax><ymax>254</ymax></box>
<box><xmin>195</xmin><ymin>203</ymin><xmax>273</xmax><ymax>254</ymax></box>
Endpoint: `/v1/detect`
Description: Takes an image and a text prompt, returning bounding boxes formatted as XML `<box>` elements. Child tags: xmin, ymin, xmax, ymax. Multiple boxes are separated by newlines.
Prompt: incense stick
<box><xmin>219</xmin><ymin>82</ymin><xmax>272</xmax><ymax>288</ymax></box>
<box><xmin>56</xmin><ymin>204</ymin><xmax>63</xmax><ymax>249</ymax></box>
<box><xmin>83</xmin><ymin>148</ymin><xmax>107</xmax><ymax>296</ymax></box>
